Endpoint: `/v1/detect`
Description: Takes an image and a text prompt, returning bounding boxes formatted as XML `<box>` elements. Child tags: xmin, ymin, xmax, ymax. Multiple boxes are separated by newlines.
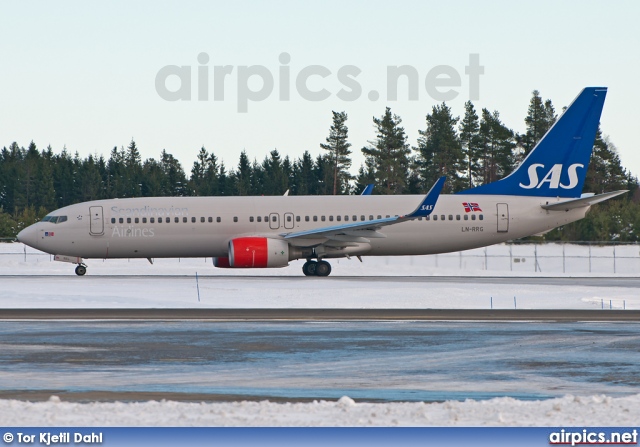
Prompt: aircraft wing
<box><xmin>541</xmin><ymin>190</ymin><xmax>628</xmax><ymax>211</ymax></box>
<box><xmin>281</xmin><ymin>177</ymin><xmax>446</xmax><ymax>242</ymax></box>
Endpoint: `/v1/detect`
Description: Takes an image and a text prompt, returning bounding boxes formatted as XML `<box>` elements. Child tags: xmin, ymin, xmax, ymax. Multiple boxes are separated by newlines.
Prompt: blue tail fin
<box><xmin>460</xmin><ymin>87</ymin><xmax>607</xmax><ymax>198</ymax></box>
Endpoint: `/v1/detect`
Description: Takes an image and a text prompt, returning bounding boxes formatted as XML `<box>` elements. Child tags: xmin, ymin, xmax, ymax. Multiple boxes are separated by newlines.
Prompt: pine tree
<box><xmin>361</xmin><ymin>107</ymin><xmax>411</xmax><ymax>194</ymax></box>
<box><xmin>415</xmin><ymin>103</ymin><xmax>465</xmax><ymax>193</ymax></box>
<box><xmin>459</xmin><ymin>101</ymin><xmax>482</xmax><ymax>189</ymax></box>
<box><xmin>584</xmin><ymin>127</ymin><xmax>632</xmax><ymax>194</ymax></box>
<box><xmin>160</xmin><ymin>150</ymin><xmax>188</xmax><ymax>196</ymax></box>
<box><xmin>261</xmin><ymin>150</ymin><xmax>288</xmax><ymax>195</ymax></box>
<box><xmin>291</xmin><ymin>151</ymin><xmax>315</xmax><ymax>195</ymax></box>
<box><xmin>523</xmin><ymin>90</ymin><xmax>556</xmax><ymax>156</ymax></box>
<box><xmin>354</xmin><ymin>158</ymin><xmax>377</xmax><ymax>195</ymax></box>
<box><xmin>234</xmin><ymin>150</ymin><xmax>252</xmax><ymax>196</ymax></box>
<box><xmin>125</xmin><ymin>139</ymin><xmax>143</xmax><ymax>197</ymax></box>
<box><xmin>478</xmin><ymin>109</ymin><xmax>516</xmax><ymax>185</ymax></box>
<box><xmin>320</xmin><ymin>111</ymin><xmax>353</xmax><ymax>194</ymax></box>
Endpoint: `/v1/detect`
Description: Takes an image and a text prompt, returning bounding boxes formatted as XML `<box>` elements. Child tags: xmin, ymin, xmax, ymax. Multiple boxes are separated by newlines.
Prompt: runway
<box><xmin>1</xmin><ymin>319</ymin><xmax>639</xmax><ymax>402</ymax></box>
<box><xmin>2</xmin><ymin>308</ymin><xmax>640</xmax><ymax>321</ymax></box>
<box><xmin>2</xmin><ymin>274</ymin><xmax>640</xmax><ymax>288</ymax></box>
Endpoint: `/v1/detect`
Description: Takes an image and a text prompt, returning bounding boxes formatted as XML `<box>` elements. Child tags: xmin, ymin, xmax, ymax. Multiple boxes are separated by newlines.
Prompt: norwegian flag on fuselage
<box><xmin>463</xmin><ymin>202</ymin><xmax>482</xmax><ymax>212</ymax></box>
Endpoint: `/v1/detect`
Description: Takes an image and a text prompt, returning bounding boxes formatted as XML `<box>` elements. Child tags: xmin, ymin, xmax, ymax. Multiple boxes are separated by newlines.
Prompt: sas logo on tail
<box><xmin>463</xmin><ymin>203</ymin><xmax>482</xmax><ymax>212</ymax></box>
<box><xmin>519</xmin><ymin>163</ymin><xmax>584</xmax><ymax>190</ymax></box>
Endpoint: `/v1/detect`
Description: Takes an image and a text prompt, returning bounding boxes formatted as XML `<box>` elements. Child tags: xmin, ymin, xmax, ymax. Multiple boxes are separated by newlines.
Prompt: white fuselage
<box><xmin>23</xmin><ymin>194</ymin><xmax>588</xmax><ymax>260</ymax></box>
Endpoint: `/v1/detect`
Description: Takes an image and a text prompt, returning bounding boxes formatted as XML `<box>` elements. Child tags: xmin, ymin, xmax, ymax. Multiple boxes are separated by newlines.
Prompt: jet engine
<box><xmin>227</xmin><ymin>237</ymin><xmax>290</xmax><ymax>268</ymax></box>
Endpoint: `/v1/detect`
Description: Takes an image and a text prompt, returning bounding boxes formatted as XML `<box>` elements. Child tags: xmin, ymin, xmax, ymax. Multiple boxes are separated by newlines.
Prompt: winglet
<box><xmin>361</xmin><ymin>184</ymin><xmax>374</xmax><ymax>195</ymax></box>
<box><xmin>405</xmin><ymin>176</ymin><xmax>446</xmax><ymax>218</ymax></box>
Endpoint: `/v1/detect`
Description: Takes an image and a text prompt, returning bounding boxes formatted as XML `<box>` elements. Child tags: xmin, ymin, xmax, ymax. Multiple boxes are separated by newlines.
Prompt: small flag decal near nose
<box><xmin>463</xmin><ymin>203</ymin><xmax>482</xmax><ymax>212</ymax></box>
<box><xmin>44</xmin><ymin>231</ymin><xmax>54</xmax><ymax>237</ymax></box>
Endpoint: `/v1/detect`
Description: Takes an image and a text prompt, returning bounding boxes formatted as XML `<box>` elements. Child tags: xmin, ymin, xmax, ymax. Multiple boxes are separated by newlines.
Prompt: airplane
<box><xmin>17</xmin><ymin>87</ymin><xmax>627</xmax><ymax>276</ymax></box>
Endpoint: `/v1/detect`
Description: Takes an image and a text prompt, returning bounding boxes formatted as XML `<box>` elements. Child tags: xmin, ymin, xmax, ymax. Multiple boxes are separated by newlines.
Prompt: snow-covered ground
<box><xmin>1</xmin><ymin>242</ymin><xmax>639</xmax><ymax>426</ymax></box>
<box><xmin>2</xmin><ymin>394</ymin><xmax>640</xmax><ymax>427</ymax></box>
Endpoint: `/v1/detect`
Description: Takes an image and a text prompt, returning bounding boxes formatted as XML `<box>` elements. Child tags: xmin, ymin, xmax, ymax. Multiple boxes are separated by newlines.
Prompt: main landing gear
<box><xmin>302</xmin><ymin>260</ymin><xmax>332</xmax><ymax>277</ymax></box>
<box><xmin>75</xmin><ymin>264</ymin><xmax>87</xmax><ymax>276</ymax></box>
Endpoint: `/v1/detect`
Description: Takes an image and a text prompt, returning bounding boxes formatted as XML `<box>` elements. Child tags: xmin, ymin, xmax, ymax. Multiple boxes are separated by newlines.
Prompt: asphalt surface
<box><xmin>2</xmin><ymin>274</ymin><xmax>639</xmax><ymax>288</ymax></box>
<box><xmin>1</xmin><ymin>308</ymin><xmax>639</xmax><ymax>321</ymax></box>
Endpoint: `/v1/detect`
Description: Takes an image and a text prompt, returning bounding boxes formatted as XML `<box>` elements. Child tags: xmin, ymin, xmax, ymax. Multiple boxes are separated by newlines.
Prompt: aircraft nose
<box><xmin>17</xmin><ymin>225</ymin><xmax>38</xmax><ymax>249</ymax></box>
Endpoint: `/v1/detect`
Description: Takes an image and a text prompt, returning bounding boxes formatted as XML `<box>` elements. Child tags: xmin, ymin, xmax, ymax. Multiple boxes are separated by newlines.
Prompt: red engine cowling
<box><xmin>228</xmin><ymin>237</ymin><xmax>290</xmax><ymax>268</ymax></box>
<box><xmin>213</xmin><ymin>257</ymin><xmax>231</xmax><ymax>268</ymax></box>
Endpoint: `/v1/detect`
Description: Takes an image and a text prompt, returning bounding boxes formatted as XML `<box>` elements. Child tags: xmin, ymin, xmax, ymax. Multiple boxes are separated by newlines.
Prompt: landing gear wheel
<box><xmin>75</xmin><ymin>265</ymin><xmax>87</xmax><ymax>276</ymax></box>
<box><xmin>302</xmin><ymin>260</ymin><xmax>317</xmax><ymax>276</ymax></box>
<box><xmin>315</xmin><ymin>260</ymin><xmax>332</xmax><ymax>277</ymax></box>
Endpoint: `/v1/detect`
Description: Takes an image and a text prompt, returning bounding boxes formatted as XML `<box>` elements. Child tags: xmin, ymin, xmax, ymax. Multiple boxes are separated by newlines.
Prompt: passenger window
<box><xmin>143</xmin><ymin>217</ymin><xmax>147</xmax><ymax>223</ymax></box>
<box><xmin>360</xmin><ymin>215</ymin><xmax>365</xmax><ymax>221</ymax></box>
<box><xmin>425</xmin><ymin>216</ymin><xmax>430</xmax><ymax>221</ymax></box>
<box><xmin>321</xmin><ymin>216</ymin><xmax>326</xmax><ymax>222</ymax></box>
<box><xmin>336</xmin><ymin>216</ymin><xmax>341</xmax><ymax>222</ymax></box>
<box><xmin>418</xmin><ymin>217</ymin><xmax>422</xmax><ymax>221</ymax></box>
<box><xmin>433</xmin><ymin>215</ymin><xmax>438</xmax><ymax>221</ymax></box>
<box><xmin>208</xmin><ymin>217</ymin><xmax>212</xmax><ymax>223</ymax></box>
<box><xmin>257</xmin><ymin>216</ymin><xmax>262</xmax><ymax>222</ymax></box>
<box><xmin>296</xmin><ymin>216</ymin><xmax>300</xmax><ymax>222</ymax></box>
<box><xmin>448</xmin><ymin>215</ymin><xmax>453</xmax><ymax>221</ymax></box>
<box><xmin>158</xmin><ymin>217</ymin><xmax>162</xmax><ymax>223</ymax></box>
<box><xmin>479</xmin><ymin>215</ymin><xmax>484</xmax><ymax>221</ymax></box>
<box><xmin>216</xmin><ymin>217</ymin><xmax>221</xmax><ymax>223</ymax></box>
<box><xmin>135</xmin><ymin>218</ymin><xmax>139</xmax><ymax>224</ymax></box>
<box><xmin>464</xmin><ymin>215</ymin><xmax>469</xmax><ymax>221</ymax></box>
<box><xmin>386</xmin><ymin>215</ymin><xmax>390</xmax><ymax>218</ymax></box>
<box><xmin>440</xmin><ymin>215</ymin><xmax>445</xmax><ymax>221</ymax></box>
<box><xmin>287</xmin><ymin>215</ymin><xmax>292</xmax><ymax>222</ymax></box>
<box><xmin>119</xmin><ymin>218</ymin><xmax>124</xmax><ymax>224</ymax></box>
<box><xmin>352</xmin><ymin>215</ymin><xmax>357</xmax><ymax>221</ymax></box>
<box><xmin>305</xmin><ymin>216</ymin><xmax>309</xmax><ymax>222</ymax></box>
<box><xmin>369</xmin><ymin>215</ymin><xmax>373</xmax><ymax>220</ymax></box>
<box><xmin>264</xmin><ymin>216</ymin><xmax>268</xmax><ymax>222</ymax></box>
<box><xmin>250</xmin><ymin>216</ymin><xmax>254</xmax><ymax>222</ymax></box>
<box><xmin>345</xmin><ymin>216</ymin><xmax>349</xmax><ymax>221</ymax></box>
<box><xmin>271</xmin><ymin>216</ymin><xmax>276</xmax><ymax>222</ymax></box>
<box><xmin>111</xmin><ymin>218</ymin><xmax>116</xmax><ymax>224</ymax></box>
<box><xmin>471</xmin><ymin>215</ymin><xmax>476</xmax><ymax>221</ymax></box>
<box><xmin>313</xmin><ymin>216</ymin><xmax>318</xmax><ymax>222</ymax></box>
<box><xmin>175</xmin><ymin>217</ymin><xmax>179</xmax><ymax>223</ymax></box>
<box><xmin>183</xmin><ymin>217</ymin><xmax>187</xmax><ymax>223</ymax></box>
<box><xmin>329</xmin><ymin>216</ymin><xmax>333</xmax><ymax>222</ymax></box>
<box><xmin>150</xmin><ymin>217</ymin><xmax>155</xmax><ymax>223</ymax></box>
<box><xmin>377</xmin><ymin>215</ymin><xmax>382</xmax><ymax>220</ymax></box>
<box><xmin>456</xmin><ymin>215</ymin><xmax>460</xmax><ymax>221</ymax></box>
<box><xmin>234</xmin><ymin>217</ymin><xmax>238</xmax><ymax>223</ymax></box>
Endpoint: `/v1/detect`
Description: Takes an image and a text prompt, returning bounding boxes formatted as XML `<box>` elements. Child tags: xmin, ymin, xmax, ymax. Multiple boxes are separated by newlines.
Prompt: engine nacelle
<box><xmin>212</xmin><ymin>257</ymin><xmax>231</xmax><ymax>268</ymax></box>
<box><xmin>228</xmin><ymin>237</ymin><xmax>290</xmax><ymax>268</ymax></box>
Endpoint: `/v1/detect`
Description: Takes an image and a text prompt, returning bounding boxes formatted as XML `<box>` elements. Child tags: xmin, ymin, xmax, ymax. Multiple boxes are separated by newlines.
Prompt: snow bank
<box><xmin>1</xmin><ymin>394</ymin><xmax>638</xmax><ymax>427</ymax></box>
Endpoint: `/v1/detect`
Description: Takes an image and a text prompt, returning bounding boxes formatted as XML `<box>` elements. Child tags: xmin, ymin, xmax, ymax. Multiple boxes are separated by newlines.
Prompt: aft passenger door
<box><xmin>89</xmin><ymin>206</ymin><xmax>104</xmax><ymax>235</ymax></box>
<box><xmin>497</xmin><ymin>203</ymin><xmax>509</xmax><ymax>233</ymax></box>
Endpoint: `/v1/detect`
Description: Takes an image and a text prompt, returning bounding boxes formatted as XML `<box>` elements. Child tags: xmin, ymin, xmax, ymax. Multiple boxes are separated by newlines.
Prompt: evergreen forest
<box><xmin>1</xmin><ymin>90</ymin><xmax>638</xmax><ymax>241</ymax></box>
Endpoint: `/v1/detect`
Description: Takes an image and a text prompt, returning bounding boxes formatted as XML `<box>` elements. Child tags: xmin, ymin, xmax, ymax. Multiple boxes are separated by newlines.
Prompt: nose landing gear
<box><xmin>75</xmin><ymin>264</ymin><xmax>87</xmax><ymax>276</ymax></box>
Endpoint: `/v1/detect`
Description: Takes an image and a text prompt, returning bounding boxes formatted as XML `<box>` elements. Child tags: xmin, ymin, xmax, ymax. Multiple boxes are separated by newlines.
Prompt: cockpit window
<box><xmin>41</xmin><ymin>215</ymin><xmax>68</xmax><ymax>224</ymax></box>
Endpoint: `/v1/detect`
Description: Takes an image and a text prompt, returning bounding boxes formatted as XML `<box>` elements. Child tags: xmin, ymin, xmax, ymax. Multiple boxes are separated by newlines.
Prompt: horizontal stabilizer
<box><xmin>541</xmin><ymin>190</ymin><xmax>628</xmax><ymax>211</ymax></box>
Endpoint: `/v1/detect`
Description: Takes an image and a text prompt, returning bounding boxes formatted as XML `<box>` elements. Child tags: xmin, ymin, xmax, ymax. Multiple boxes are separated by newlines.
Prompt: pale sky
<box><xmin>1</xmin><ymin>0</ymin><xmax>638</xmax><ymax>180</ymax></box>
